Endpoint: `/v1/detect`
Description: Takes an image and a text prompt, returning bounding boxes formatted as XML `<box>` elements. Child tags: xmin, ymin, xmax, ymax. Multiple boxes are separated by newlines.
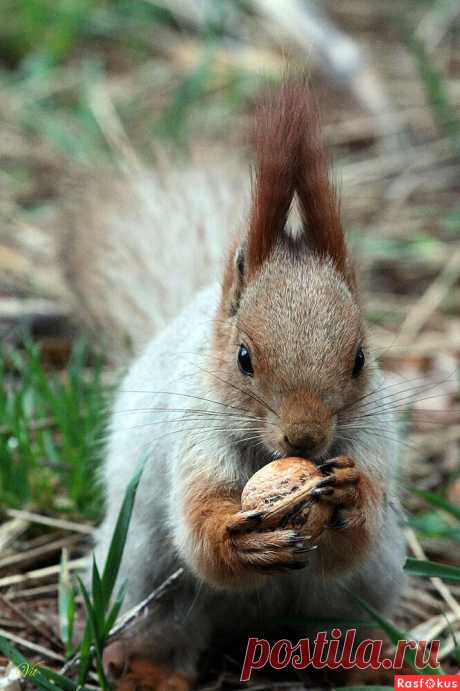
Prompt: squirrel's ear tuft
<box><xmin>246</xmin><ymin>75</ymin><xmax>354</xmax><ymax>289</ymax></box>
<box><xmin>294</xmin><ymin>88</ymin><xmax>349</xmax><ymax>282</ymax></box>
<box><xmin>246</xmin><ymin>80</ymin><xmax>300</xmax><ymax>278</ymax></box>
<box><xmin>222</xmin><ymin>244</ymin><xmax>246</xmax><ymax>316</ymax></box>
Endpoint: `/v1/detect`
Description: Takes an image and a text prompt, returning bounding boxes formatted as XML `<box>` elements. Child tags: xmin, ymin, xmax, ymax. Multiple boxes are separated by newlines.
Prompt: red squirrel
<box><xmin>83</xmin><ymin>79</ymin><xmax>406</xmax><ymax>690</ymax></box>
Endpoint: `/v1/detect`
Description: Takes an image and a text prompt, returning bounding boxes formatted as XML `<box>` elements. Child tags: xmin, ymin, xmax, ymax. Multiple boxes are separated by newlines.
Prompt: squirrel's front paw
<box><xmin>314</xmin><ymin>456</ymin><xmax>360</xmax><ymax>505</ymax></box>
<box><xmin>314</xmin><ymin>456</ymin><xmax>364</xmax><ymax>530</ymax></box>
<box><xmin>226</xmin><ymin>512</ymin><xmax>316</xmax><ymax>574</ymax></box>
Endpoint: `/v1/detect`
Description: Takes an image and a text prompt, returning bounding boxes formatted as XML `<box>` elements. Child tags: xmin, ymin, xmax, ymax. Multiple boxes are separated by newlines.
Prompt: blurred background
<box><xmin>0</xmin><ymin>0</ymin><xmax>459</xmax><ymax>685</ymax></box>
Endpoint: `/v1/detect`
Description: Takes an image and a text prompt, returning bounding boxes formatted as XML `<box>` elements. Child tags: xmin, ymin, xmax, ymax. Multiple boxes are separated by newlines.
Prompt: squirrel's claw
<box><xmin>312</xmin><ymin>457</ymin><xmax>360</xmax><ymax>507</ymax></box>
<box><xmin>293</xmin><ymin>544</ymin><xmax>318</xmax><ymax>555</ymax></box>
<box><xmin>311</xmin><ymin>486</ymin><xmax>335</xmax><ymax>499</ymax></box>
<box><xmin>318</xmin><ymin>456</ymin><xmax>355</xmax><ymax>474</ymax></box>
<box><xmin>229</xmin><ymin>527</ymin><xmax>316</xmax><ymax>574</ymax></box>
<box><xmin>315</xmin><ymin>475</ymin><xmax>337</xmax><ymax>488</ymax></box>
<box><xmin>226</xmin><ymin>510</ymin><xmax>265</xmax><ymax>533</ymax></box>
<box><xmin>255</xmin><ymin>543</ymin><xmax>318</xmax><ymax>574</ymax></box>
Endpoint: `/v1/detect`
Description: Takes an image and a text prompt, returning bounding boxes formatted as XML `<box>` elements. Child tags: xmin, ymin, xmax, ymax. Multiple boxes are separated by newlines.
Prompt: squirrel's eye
<box><xmin>238</xmin><ymin>344</ymin><xmax>254</xmax><ymax>376</ymax></box>
<box><xmin>352</xmin><ymin>347</ymin><xmax>365</xmax><ymax>378</ymax></box>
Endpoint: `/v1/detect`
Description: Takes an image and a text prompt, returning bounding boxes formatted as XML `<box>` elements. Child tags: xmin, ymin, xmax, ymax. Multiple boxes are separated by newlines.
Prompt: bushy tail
<box><xmin>62</xmin><ymin>152</ymin><xmax>249</xmax><ymax>361</ymax></box>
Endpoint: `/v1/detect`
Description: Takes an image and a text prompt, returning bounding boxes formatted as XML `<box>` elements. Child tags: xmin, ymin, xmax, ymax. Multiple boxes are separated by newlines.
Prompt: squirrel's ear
<box><xmin>222</xmin><ymin>244</ymin><xmax>246</xmax><ymax>316</ymax></box>
<box><xmin>246</xmin><ymin>77</ymin><xmax>357</xmax><ymax>291</ymax></box>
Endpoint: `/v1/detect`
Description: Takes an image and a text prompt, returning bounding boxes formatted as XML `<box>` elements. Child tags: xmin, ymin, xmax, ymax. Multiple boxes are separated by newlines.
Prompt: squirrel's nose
<box><xmin>280</xmin><ymin>391</ymin><xmax>333</xmax><ymax>457</ymax></box>
<box><xmin>283</xmin><ymin>433</ymin><xmax>318</xmax><ymax>456</ymax></box>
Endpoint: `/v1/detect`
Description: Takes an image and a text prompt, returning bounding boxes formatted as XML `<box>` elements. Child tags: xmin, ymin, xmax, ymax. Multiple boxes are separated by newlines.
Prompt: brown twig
<box><xmin>0</xmin><ymin>558</ymin><xmax>89</xmax><ymax>589</ymax></box>
<box><xmin>399</xmin><ymin>248</ymin><xmax>460</xmax><ymax>346</ymax></box>
<box><xmin>0</xmin><ymin>519</ymin><xmax>30</xmax><ymax>553</ymax></box>
<box><xmin>0</xmin><ymin>534</ymin><xmax>83</xmax><ymax>571</ymax></box>
<box><xmin>0</xmin><ymin>596</ymin><xmax>62</xmax><ymax>650</ymax></box>
<box><xmin>4</xmin><ymin>510</ymin><xmax>94</xmax><ymax>536</ymax></box>
<box><xmin>107</xmin><ymin>567</ymin><xmax>183</xmax><ymax>640</ymax></box>
<box><xmin>0</xmin><ymin>627</ymin><xmax>64</xmax><ymax>663</ymax></box>
<box><xmin>6</xmin><ymin>585</ymin><xmax>59</xmax><ymax>601</ymax></box>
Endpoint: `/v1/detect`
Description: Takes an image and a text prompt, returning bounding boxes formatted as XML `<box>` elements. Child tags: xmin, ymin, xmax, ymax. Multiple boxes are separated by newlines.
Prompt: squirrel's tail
<box><xmin>62</xmin><ymin>151</ymin><xmax>249</xmax><ymax>360</ymax></box>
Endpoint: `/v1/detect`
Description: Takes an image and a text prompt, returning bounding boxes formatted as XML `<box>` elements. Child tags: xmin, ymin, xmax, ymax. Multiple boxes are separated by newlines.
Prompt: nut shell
<box><xmin>241</xmin><ymin>457</ymin><xmax>332</xmax><ymax>541</ymax></box>
<box><xmin>241</xmin><ymin>457</ymin><xmax>319</xmax><ymax>510</ymax></box>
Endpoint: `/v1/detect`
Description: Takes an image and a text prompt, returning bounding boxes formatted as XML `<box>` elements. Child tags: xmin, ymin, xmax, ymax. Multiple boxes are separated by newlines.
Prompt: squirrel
<box><xmin>72</xmin><ymin>78</ymin><xmax>406</xmax><ymax>690</ymax></box>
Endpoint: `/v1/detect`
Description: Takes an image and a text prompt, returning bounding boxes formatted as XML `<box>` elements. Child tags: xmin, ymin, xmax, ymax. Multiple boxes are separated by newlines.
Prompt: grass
<box><xmin>0</xmin><ymin>459</ymin><xmax>144</xmax><ymax>690</ymax></box>
<box><xmin>0</xmin><ymin>341</ymin><xmax>109</xmax><ymax>521</ymax></box>
<box><xmin>76</xmin><ymin>460</ymin><xmax>144</xmax><ymax>688</ymax></box>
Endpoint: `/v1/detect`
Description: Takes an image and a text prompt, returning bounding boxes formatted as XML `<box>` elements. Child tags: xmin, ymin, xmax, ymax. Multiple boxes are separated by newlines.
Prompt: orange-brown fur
<box><xmin>104</xmin><ymin>642</ymin><xmax>192</xmax><ymax>691</ymax></box>
<box><xmin>317</xmin><ymin>468</ymin><xmax>385</xmax><ymax>573</ymax></box>
<box><xmin>119</xmin><ymin>660</ymin><xmax>190</xmax><ymax>691</ymax></box>
<box><xmin>184</xmin><ymin>486</ymin><xmax>249</xmax><ymax>587</ymax></box>
<box><xmin>184</xmin><ymin>482</ymin><xmax>310</xmax><ymax>588</ymax></box>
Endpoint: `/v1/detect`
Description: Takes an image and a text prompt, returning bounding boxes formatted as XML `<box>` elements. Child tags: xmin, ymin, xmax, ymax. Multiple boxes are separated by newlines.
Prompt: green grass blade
<box><xmin>104</xmin><ymin>580</ymin><xmax>128</xmax><ymax>637</ymax></box>
<box><xmin>100</xmin><ymin>458</ymin><xmax>145</xmax><ymax>603</ymax></box>
<box><xmin>78</xmin><ymin>461</ymin><xmax>145</xmax><ymax>684</ymax></box>
<box><xmin>78</xmin><ymin>577</ymin><xmax>102</xmax><ymax>646</ymax></box>
<box><xmin>91</xmin><ymin>556</ymin><xmax>105</xmax><ymax>631</ymax></box>
<box><xmin>77</xmin><ymin>621</ymin><xmax>93</xmax><ymax>685</ymax></box>
<box><xmin>413</xmin><ymin>490</ymin><xmax>460</xmax><ymax>523</ymax></box>
<box><xmin>0</xmin><ymin>634</ymin><xmax>59</xmax><ymax>691</ymax></box>
<box><xmin>0</xmin><ymin>339</ymin><xmax>108</xmax><ymax>520</ymax></box>
<box><xmin>40</xmin><ymin>666</ymin><xmax>93</xmax><ymax>691</ymax></box>
<box><xmin>58</xmin><ymin>548</ymin><xmax>76</xmax><ymax>656</ymax></box>
<box><xmin>77</xmin><ymin>576</ymin><xmax>109</xmax><ymax>691</ymax></box>
<box><xmin>405</xmin><ymin>557</ymin><xmax>460</xmax><ymax>581</ymax></box>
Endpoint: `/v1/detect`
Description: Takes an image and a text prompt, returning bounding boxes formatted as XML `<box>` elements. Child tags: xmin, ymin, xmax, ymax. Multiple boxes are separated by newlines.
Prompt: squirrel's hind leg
<box><xmin>102</xmin><ymin>594</ymin><xmax>210</xmax><ymax>691</ymax></box>
<box><xmin>103</xmin><ymin>640</ymin><xmax>193</xmax><ymax>691</ymax></box>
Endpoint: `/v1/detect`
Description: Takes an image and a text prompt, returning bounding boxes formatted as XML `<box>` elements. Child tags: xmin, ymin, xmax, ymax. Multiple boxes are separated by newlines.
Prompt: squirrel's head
<box><xmin>210</xmin><ymin>79</ymin><xmax>371</xmax><ymax>461</ymax></box>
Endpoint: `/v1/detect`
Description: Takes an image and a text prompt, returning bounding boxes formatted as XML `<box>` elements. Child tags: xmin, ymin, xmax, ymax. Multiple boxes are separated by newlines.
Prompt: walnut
<box><xmin>241</xmin><ymin>457</ymin><xmax>333</xmax><ymax>542</ymax></box>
